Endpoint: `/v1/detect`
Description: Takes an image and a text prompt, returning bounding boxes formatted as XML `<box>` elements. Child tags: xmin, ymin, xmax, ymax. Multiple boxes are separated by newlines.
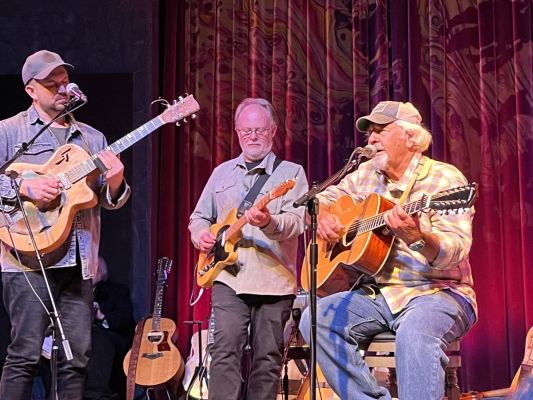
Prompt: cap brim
<box><xmin>26</xmin><ymin>62</ymin><xmax>74</xmax><ymax>84</ymax></box>
<box><xmin>356</xmin><ymin>114</ymin><xmax>397</xmax><ymax>132</ymax></box>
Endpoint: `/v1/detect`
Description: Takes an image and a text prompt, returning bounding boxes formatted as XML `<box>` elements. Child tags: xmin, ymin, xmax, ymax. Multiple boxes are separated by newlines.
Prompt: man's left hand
<box><xmin>383</xmin><ymin>204</ymin><xmax>422</xmax><ymax>244</ymax></box>
<box><xmin>98</xmin><ymin>150</ymin><xmax>124</xmax><ymax>193</ymax></box>
<box><xmin>245</xmin><ymin>207</ymin><xmax>271</xmax><ymax>228</ymax></box>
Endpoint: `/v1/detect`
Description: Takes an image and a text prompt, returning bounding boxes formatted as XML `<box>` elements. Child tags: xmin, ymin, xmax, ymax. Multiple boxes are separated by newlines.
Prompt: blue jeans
<box><xmin>299</xmin><ymin>289</ymin><xmax>476</xmax><ymax>400</ymax></box>
<box><xmin>0</xmin><ymin>267</ymin><xmax>93</xmax><ymax>400</ymax></box>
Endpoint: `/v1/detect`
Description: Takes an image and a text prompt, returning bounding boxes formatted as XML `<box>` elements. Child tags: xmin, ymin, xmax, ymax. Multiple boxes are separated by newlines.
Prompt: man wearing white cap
<box><xmin>0</xmin><ymin>50</ymin><xmax>130</xmax><ymax>399</ymax></box>
<box><xmin>299</xmin><ymin>101</ymin><xmax>477</xmax><ymax>399</ymax></box>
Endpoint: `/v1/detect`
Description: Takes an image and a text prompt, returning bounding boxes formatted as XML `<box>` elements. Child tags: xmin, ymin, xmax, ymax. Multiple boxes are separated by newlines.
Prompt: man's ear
<box><xmin>25</xmin><ymin>84</ymin><xmax>38</xmax><ymax>101</ymax></box>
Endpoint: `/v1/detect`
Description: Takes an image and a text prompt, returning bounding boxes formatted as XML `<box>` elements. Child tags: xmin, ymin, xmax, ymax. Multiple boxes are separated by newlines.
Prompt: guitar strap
<box><xmin>236</xmin><ymin>157</ymin><xmax>283</xmax><ymax>218</ymax></box>
<box><xmin>398</xmin><ymin>155</ymin><xmax>433</xmax><ymax>205</ymax></box>
<box><xmin>126</xmin><ymin>316</ymin><xmax>149</xmax><ymax>400</ymax></box>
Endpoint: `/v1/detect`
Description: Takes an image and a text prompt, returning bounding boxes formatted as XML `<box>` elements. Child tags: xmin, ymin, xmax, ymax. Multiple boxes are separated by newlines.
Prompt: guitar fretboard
<box><xmin>221</xmin><ymin>192</ymin><xmax>272</xmax><ymax>241</ymax></box>
<box><xmin>62</xmin><ymin>116</ymin><xmax>165</xmax><ymax>185</ymax></box>
<box><xmin>152</xmin><ymin>257</ymin><xmax>172</xmax><ymax>331</ymax></box>
<box><xmin>347</xmin><ymin>195</ymin><xmax>428</xmax><ymax>236</ymax></box>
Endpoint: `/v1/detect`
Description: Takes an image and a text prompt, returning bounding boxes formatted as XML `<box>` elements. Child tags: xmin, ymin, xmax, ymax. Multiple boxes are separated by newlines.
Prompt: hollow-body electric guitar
<box><xmin>0</xmin><ymin>95</ymin><xmax>200</xmax><ymax>254</ymax></box>
<box><xmin>301</xmin><ymin>183</ymin><xmax>478</xmax><ymax>297</ymax></box>
<box><xmin>196</xmin><ymin>178</ymin><xmax>296</xmax><ymax>288</ymax></box>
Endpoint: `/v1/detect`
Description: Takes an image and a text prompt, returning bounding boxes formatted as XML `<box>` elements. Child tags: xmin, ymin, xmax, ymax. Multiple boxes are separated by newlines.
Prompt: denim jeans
<box><xmin>209</xmin><ymin>282</ymin><xmax>294</xmax><ymax>400</ymax></box>
<box><xmin>0</xmin><ymin>267</ymin><xmax>93</xmax><ymax>400</ymax></box>
<box><xmin>299</xmin><ymin>289</ymin><xmax>476</xmax><ymax>400</ymax></box>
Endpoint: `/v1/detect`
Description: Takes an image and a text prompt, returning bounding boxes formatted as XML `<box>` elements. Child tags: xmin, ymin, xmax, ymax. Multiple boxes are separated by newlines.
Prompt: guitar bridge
<box><xmin>141</xmin><ymin>352</ymin><xmax>163</xmax><ymax>360</ymax></box>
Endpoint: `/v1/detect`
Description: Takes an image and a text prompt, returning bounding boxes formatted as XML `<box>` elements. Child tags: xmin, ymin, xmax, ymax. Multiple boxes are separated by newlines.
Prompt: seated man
<box><xmin>84</xmin><ymin>257</ymin><xmax>134</xmax><ymax>400</ymax></box>
<box><xmin>300</xmin><ymin>101</ymin><xmax>477</xmax><ymax>400</ymax></box>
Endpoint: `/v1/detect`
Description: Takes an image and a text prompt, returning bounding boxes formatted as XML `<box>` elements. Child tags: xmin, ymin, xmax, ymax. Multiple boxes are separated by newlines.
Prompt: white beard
<box><xmin>371</xmin><ymin>151</ymin><xmax>388</xmax><ymax>172</ymax></box>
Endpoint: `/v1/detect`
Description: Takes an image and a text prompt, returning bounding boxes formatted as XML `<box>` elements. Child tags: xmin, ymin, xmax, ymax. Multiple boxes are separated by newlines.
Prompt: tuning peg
<box><xmin>176</xmin><ymin>121</ymin><xmax>181</xmax><ymax>127</ymax></box>
<box><xmin>178</xmin><ymin>95</ymin><xmax>184</xmax><ymax>101</ymax></box>
<box><xmin>191</xmin><ymin>113</ymin><xmax>197</xmax><ymax>119</ymax></box>
<box><xmin>182</xmin><ymin>118</ymin><xmax>188</xmax><ymax>123</ymax></box>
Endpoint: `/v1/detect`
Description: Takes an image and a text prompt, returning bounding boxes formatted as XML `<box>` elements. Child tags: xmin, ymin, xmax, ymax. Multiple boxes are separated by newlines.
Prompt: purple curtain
<box><xmin>153</xmin><ymin>0</ymin><xmax>533</xmax><ymax>392</ymax></box>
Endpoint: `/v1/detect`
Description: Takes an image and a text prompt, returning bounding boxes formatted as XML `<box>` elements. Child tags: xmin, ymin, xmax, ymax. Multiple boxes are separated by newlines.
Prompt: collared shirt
<box><xmin>317</xmin><ymin>153</ymin><xmax>477</xmax><ymax>316</ymax></box>
<box><xmin>0</xmin><ymin>105</ymin><xmax>130</xmax><ymax>279</ymax></box>
<box><xmin>189</xmin><ymin>151</ymin><xmax>308</xmax><ymax>296</ymax></box>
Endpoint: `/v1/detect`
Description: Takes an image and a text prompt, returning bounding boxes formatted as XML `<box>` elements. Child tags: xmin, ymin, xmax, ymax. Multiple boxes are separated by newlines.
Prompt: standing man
<box><xmin>0</xmin><ymin>50</ymin><xmax>130</xmax><ymax>399</ymax></box>
<box><xmin>299</xmin><ymin>101</ymin><xmax>477</xmax><ymax>399</ymax></box>
<box><xmin>189</xmin><ymin>98</ymin><xmax>308</xmax><ymax>400</ymax></box>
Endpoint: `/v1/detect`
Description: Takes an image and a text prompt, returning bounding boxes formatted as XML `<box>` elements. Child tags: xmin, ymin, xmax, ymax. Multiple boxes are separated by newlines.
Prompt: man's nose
<box><xmin>368</xmin><ymin>132</ymin><xmax>379</xmax><ymax>144</ymax></box>
<box><xmin>57</xmin><ymin>84</ymin><xmax>68</xmax><ymax>94</ymax></box>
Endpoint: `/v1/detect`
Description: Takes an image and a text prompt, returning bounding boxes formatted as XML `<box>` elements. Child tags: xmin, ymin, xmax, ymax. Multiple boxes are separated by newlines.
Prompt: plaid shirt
<box><xmin>317</xmin><ymin>153</ymin><xmax>477</xmax><ymax>316</ymax></box>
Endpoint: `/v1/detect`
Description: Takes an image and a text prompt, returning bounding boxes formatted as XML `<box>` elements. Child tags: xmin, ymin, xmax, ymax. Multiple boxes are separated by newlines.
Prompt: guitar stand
<box><xmin>184</xmin><ymin>320</ymin><xmax>208</xmax><ymax>400</ymax></box>
<box><xmin>145</xmin><ymin>387</ymin><xmax>172</xmax><ymax>400</ymax></box>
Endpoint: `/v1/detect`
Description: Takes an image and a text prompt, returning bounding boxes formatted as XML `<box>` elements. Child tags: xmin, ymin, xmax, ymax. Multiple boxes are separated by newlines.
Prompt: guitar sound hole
<box><xmin>147</xmin><ymin>333</ymin><xmax>163</xmax><ymax>343</ymax></box>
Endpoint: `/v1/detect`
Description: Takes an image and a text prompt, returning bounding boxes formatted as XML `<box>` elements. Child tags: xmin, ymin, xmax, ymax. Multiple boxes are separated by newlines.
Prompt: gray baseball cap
<box><xmin>21</xmin><ymin>50</ymin><xmax>74</xmax><ymax>85</ymax></box>
<box><xmin>356</xmin><ymin>101</ymin><xmax>422</xmax><ymax>132</ymax></box>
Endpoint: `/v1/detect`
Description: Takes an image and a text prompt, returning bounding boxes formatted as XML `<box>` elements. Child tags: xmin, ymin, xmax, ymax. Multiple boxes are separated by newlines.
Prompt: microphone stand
<box><xmin>0</xmin><ymin>99</ymin><xmax>87</xmax><ymax>400</ymax></box>
<box><xmin>293</xmin><ymin>148</ymin><xmax>367</xmax><ymax>400</ymax></box>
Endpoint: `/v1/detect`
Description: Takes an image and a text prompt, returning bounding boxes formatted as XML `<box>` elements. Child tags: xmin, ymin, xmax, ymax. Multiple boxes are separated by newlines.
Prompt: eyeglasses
<box><xmin>236</xmin><ymin>127</ymin><xmax>272</xmax><ymax>138</ymax></box>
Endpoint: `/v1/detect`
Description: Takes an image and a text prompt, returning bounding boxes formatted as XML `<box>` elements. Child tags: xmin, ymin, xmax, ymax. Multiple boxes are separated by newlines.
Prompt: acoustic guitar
<box><xmin>181</xmin><ymin>314</ymin><xmax>215</xmax><ymax>399</ymax></box>
<box><xmin>301</xmin><ymin>183</ymin><xmax>478</xmax><ymax>297</ymax></box>
<box><xmin>123</xmin><ymin>257</ymin><xmax>184</xmax><ymax>387</ymax></box>
<box><xmin>196</xmin><ymin>178</ymin><xmax>296</xmax><ymax>288</ymax></box>
<box><xmin>0</xmin><ymin>95</ymin><xmax>200</xmax><ymax>255</ymax></box>
<box><xmin>461</xmin><ymin>325</ymin><xmax>533</xmax><ymax>399</ymax></box>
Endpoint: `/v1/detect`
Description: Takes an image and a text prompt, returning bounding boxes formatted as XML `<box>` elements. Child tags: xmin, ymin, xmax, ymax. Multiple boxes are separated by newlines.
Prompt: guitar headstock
<box><xmin>156</xmin><ymin>256</ymin><xmax>173</xmax><ymax>284</ymax></box>
<box><xmin>159</xmin><ymin>94</ymin><xmax>201</xmax><ymax>125</ymax></box>
<box><xmin>269</xmin><ymin>178</ymin><xmax>296</xmax><ymax>200</ymax></box>
<box><xmin>429</xmin><ymin>183</ymin><xmax>478</xmax><ymax>215</ymax></box>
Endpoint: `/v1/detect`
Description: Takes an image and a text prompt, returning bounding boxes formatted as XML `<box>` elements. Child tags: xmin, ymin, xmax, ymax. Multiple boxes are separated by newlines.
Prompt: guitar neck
<box><xmin>222</xmin><ymin>192</ymin><xmax>272</xmax><ymax>240</ymax></box>
<box><xmin>348</xmin><ymin>196</ymin><xmax>427</xmax><ymax>235</ymax></box>
<box><xmin>151</xmin><ymin>275</ymin><xmax>166</xmax><ymax>331</ymax></box>
<box><xmin>64</xmin><ymin>115</ymin><xmax>165</xmax><ymax>184</ymax></box>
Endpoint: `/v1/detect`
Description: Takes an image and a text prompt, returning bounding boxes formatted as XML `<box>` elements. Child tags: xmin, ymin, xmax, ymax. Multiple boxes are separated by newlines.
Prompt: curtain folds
<box><xmin>154</xmin><ymin>0</ymin><xmax>533</xmax><ymax>392</ymax></box>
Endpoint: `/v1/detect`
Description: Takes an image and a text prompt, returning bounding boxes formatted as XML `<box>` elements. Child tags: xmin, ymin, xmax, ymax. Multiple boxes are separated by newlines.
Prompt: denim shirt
<box><xmin>0</xmin><ymin>105</ymin><xmax>130</xmax><ymax>279</ymax></box>
<box><xmin>189</xmin><ymin>152</ymin><xmax>308</xmax><ymax>296</ymax></box>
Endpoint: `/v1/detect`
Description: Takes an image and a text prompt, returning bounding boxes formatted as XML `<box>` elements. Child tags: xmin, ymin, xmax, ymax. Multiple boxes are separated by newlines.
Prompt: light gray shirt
<box><xmin>189</xmin><ymin>151</ymin><xmax>308</xmax><ymax>296</ymax></box>
<box><xmin>0</xmin><ymin>105</ymin><xmax>130</xmax><ymax>279</ymax></box>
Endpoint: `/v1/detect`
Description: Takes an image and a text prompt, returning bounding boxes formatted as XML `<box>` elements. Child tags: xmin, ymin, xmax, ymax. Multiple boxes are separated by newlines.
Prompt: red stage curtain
<box><xmin>152</xmin><ymin>0</ymin><xmax>533</xmax><ymax>392</ymax></box>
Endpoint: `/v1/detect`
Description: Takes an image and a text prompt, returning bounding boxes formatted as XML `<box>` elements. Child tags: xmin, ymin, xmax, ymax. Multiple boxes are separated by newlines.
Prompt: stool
<box><xmin>363</xmin><ymin>331</ymin><xmax>462</xmax><ymax>400</ymax></box>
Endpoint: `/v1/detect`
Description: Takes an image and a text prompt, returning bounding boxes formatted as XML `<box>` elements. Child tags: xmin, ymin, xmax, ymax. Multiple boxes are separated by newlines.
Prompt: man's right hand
<box><xmin>19</xmin><ymin>176</ymin><xmax>62</xmax><ymax>205</ymax></box>
<box><xmin>317</xmin><ymin>208</ymin><xmax>344</xmax><ymax>243</ymax></box>
<box><xmin>198</xmin><ymin>231</ymin><xmax>216</xmax><ymax>252</ymax></box>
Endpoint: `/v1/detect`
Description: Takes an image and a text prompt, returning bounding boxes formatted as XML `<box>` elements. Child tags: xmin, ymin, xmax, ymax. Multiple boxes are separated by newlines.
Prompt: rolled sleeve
<box><xmin>430</xmin><ymin>210</ymin><xmax>474</xmax><ymax>268</ymax></box>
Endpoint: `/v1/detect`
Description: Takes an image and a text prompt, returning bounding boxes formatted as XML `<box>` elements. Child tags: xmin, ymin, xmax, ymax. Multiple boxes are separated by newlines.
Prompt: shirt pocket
<box><xmin>13</xmin><ymin>142</ymin><xmax>55</xmax><ymax>162</ymax></box>
<box><xmin>214</xmin><ymin>176</ymin><xmax>238</xmax><ymax>219</ymax></box>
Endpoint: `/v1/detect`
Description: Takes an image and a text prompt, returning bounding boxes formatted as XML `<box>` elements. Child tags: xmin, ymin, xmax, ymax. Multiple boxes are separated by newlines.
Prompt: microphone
<box><xmin>355</xmin><ymin>144</ymin><xmax>377</xmax><ymax>158</ymax></box>
<box><xmin>66</xmin><ymin>83</ymin><xmax>88</xmax><ymax>103</ymax></box>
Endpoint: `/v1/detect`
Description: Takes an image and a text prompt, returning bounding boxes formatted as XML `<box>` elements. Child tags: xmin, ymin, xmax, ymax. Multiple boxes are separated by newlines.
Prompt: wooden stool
<box><xmin>363</xmin><ymin>331</ymin><xmax>462</xmax><ymax>400</ymax></box>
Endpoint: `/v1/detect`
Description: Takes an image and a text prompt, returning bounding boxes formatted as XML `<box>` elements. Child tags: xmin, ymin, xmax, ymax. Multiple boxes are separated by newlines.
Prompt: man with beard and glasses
<box><xmin>299</xmin><ymin>101</ymin><xmax>477</xmax><ymax>400</ymax></box>
<box><xmin>189</xmin><ymin>98</ymin><xmax>308</xmax><ymax>400</ymax></box>
<box><xmin>0</xmin><ymin>50</ymin><xmax>130</xmax><ymax>400</ymax></box>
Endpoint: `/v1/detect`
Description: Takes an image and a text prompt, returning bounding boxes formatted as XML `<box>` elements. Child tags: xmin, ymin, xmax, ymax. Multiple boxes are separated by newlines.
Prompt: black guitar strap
<box><xmin>236</xmin><ymin>157</ymin><xmax>282</xmax><ymax>218</ymax></box>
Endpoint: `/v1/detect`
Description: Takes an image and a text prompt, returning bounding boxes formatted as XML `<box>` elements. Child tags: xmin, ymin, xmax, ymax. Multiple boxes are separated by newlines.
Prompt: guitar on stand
<box><xmin>182</xmin><ymin>312</ymin><xmax>215</xmax><ymax>399</ymax></box>
<box><xmin>123</xmin><ymin>257</ymin><xmax>184</xmax><ymax>395</ymax></box>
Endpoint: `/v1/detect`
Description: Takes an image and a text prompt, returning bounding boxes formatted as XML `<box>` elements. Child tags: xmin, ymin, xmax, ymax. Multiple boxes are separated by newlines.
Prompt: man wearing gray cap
<box><xmin>0</xmin><ymin>50</ymin><xmax>130</xmax><ymax>399</ymax></box>
<box><xmin>299</xmin><ymin>101</ymin><xmax>477</xmax><ymax>399</ymax></box>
